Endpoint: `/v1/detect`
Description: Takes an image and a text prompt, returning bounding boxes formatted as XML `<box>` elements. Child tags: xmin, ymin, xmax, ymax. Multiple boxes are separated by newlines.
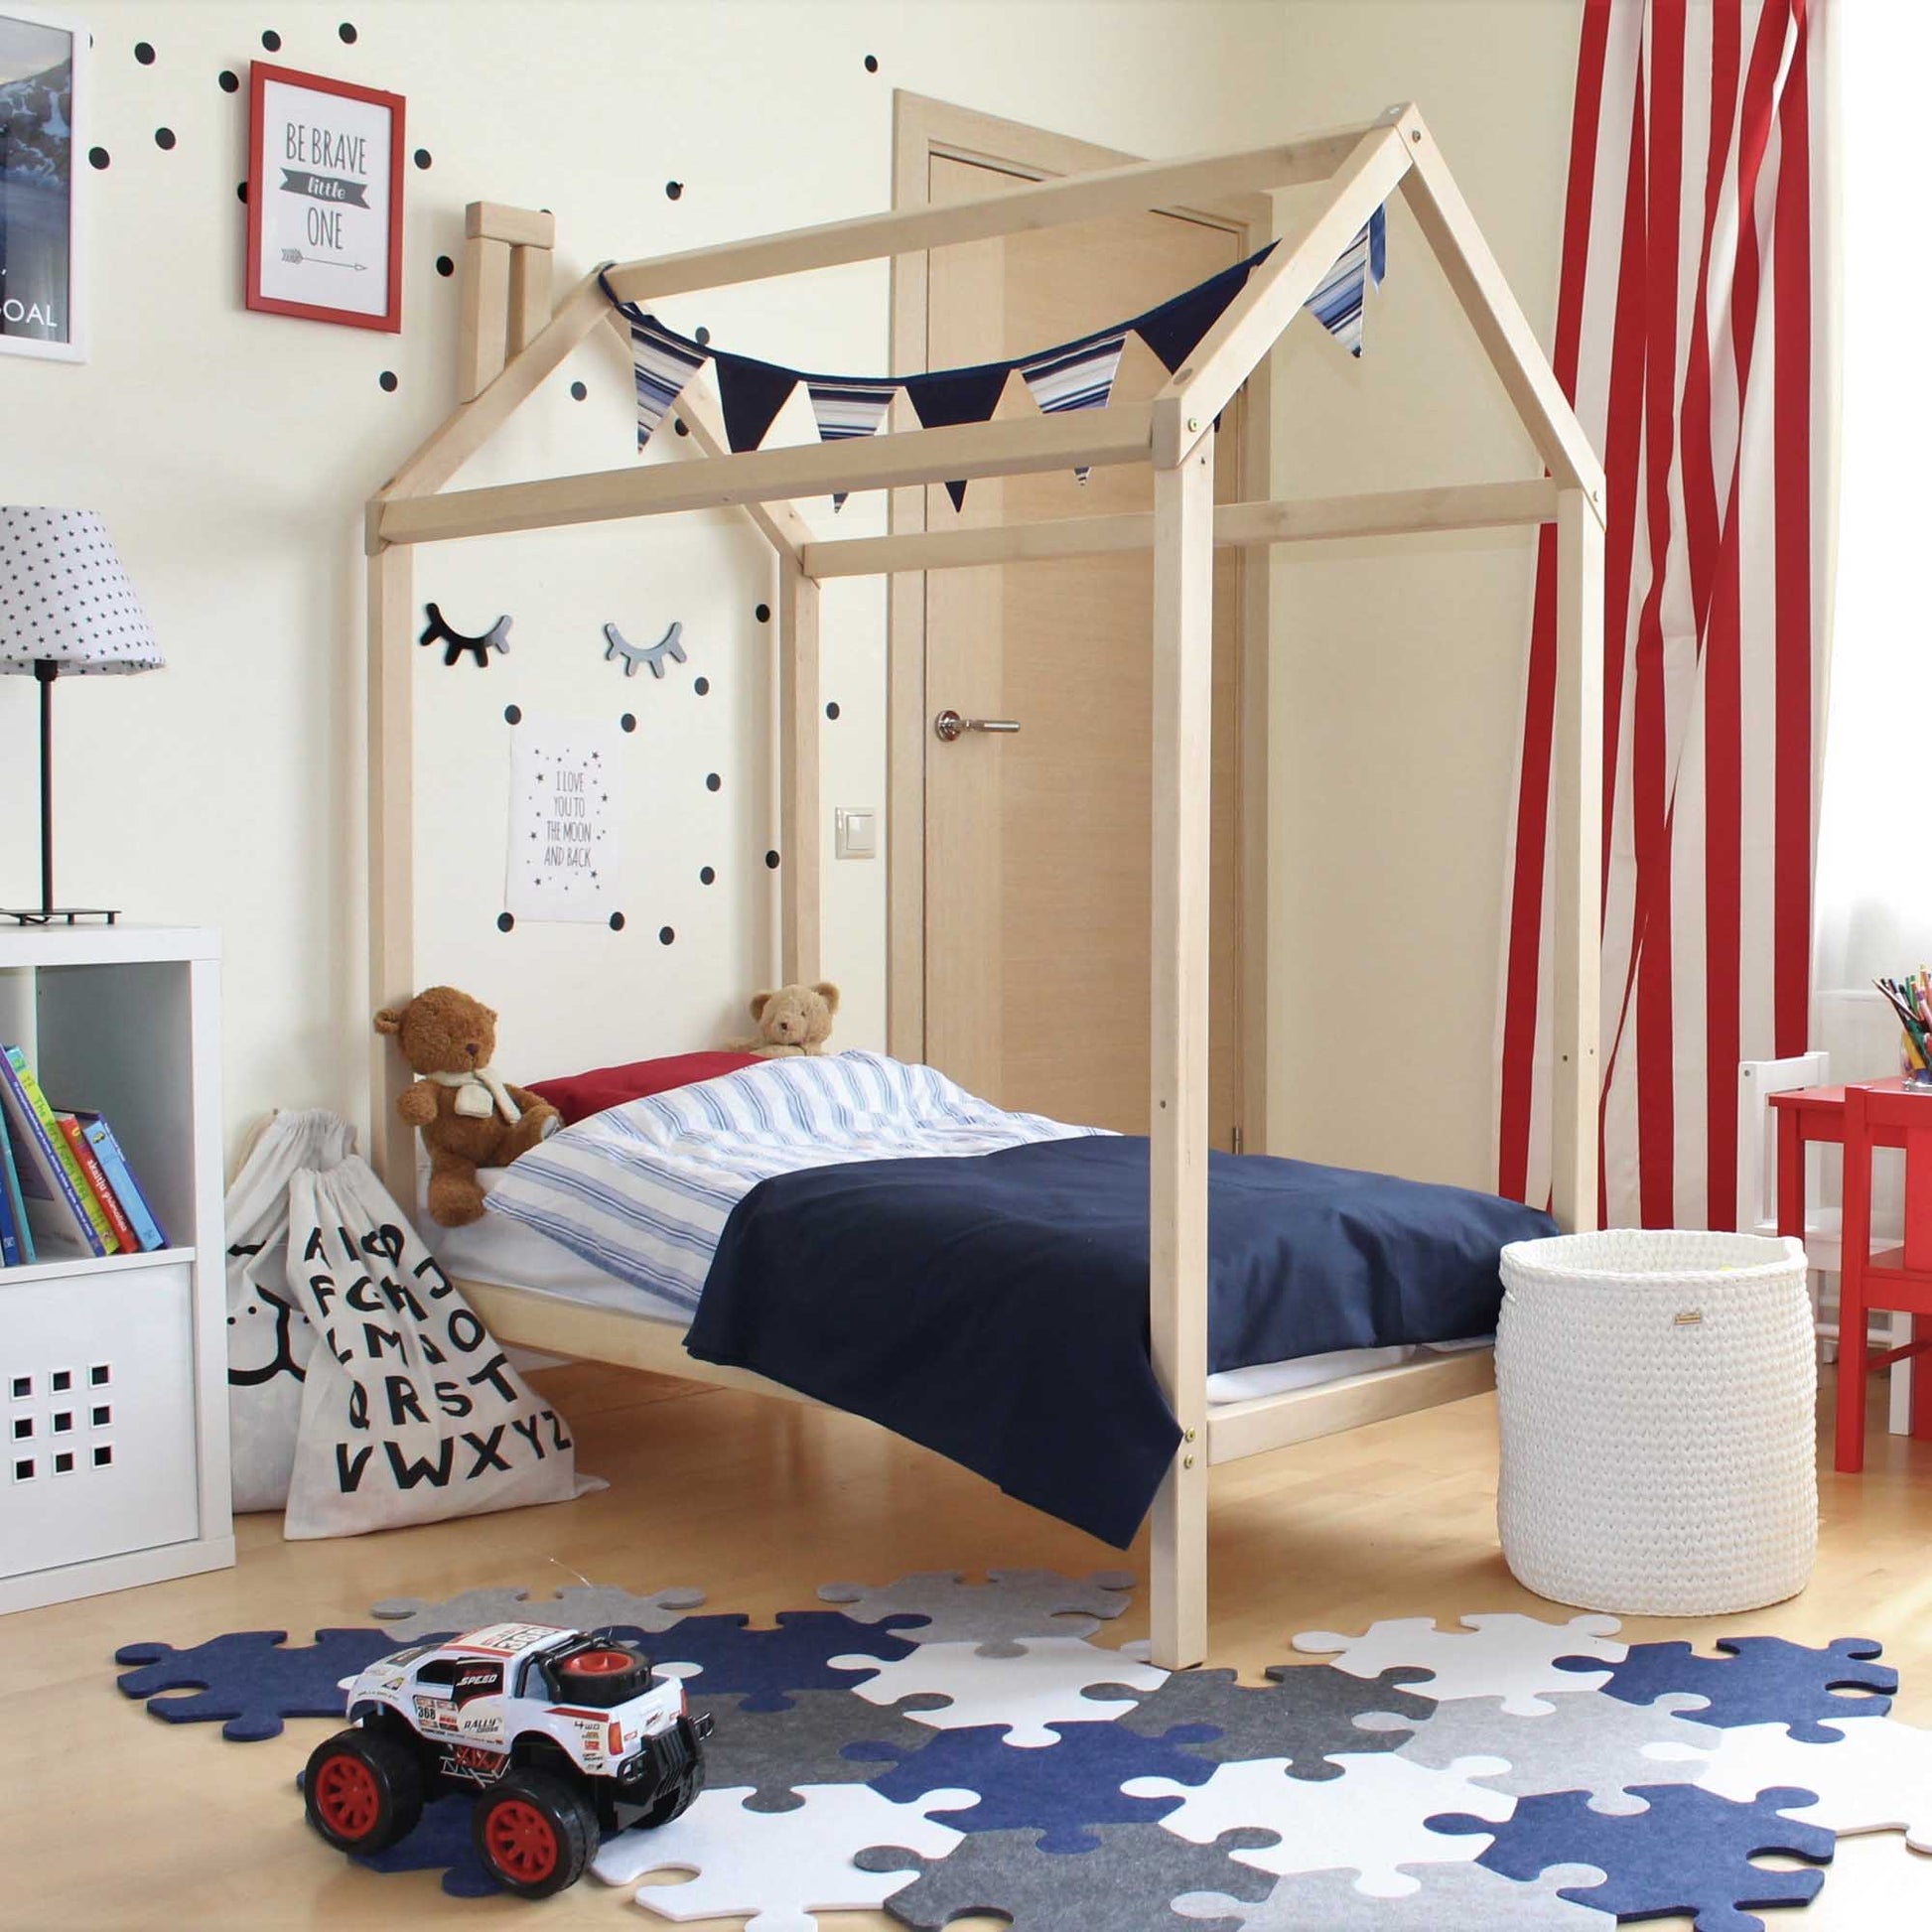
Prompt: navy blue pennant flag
<box><xmin>1131</xmin><ymin>245</ymin><xmax>1275</xmax><ymax>376</ymax></box>
<box><xmin>904</xmin><ymin>365</ymin><xmax>1014</xmax><ymax>512</ymax></box>
<box><xmin>714</xmin><ymin>351</ymin><xmax>798</xmax><ymax>455</ymax></box>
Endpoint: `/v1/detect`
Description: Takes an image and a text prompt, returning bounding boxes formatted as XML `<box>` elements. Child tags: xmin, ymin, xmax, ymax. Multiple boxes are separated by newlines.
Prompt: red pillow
<box><xmin>527</xmin><ymin>1051</ymin><xmax>762</xmax><ymax>1126</ymax></box>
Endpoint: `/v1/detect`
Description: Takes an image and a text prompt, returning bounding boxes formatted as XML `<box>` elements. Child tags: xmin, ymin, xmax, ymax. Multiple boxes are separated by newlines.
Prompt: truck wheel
<box><xmin>473</xmin><ymin>1768</ymin><xmax>597</xmax><ymax>1898</ymax></box>
<box><xmin>304</xmin><ymin>1726</ymin><xmax>425</xmax><ymax>1854</ymax></box>
<box><xmin>635</xmin><ymin>1754</ymin><xmax>705</xmax><ymax>1830</ymax></box>
<box><xmin>551</xmin><ymin>1642</ymin><xmax>653</xmax><ymax>1708</ymax></box>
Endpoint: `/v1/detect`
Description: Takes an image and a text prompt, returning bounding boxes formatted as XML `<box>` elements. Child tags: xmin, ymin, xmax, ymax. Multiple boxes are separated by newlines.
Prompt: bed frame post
<box><xmin>777</xmin><ymin>557</ymin><xmax>823</xmax><ymax>984</ymax></box>
<box><xmin>1149</xmin><ymin>428</ymin><xmax>1217</xmax><ymax>1672</ymax></box>
<box><xmin>1550</xmin><ymin>486</ymin><xmax>1603</xmax><ymax>1231</ymax></box>
<box><xmin>366</xmin><ymin>530</ymin><xmax>417</xmax><ymax>1207</ymax></box>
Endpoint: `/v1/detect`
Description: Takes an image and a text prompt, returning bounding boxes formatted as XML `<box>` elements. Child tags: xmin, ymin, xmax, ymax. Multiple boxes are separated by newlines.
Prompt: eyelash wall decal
<box><xmin>603</xmin><ymin>620</ymin><xmax>686</xmax><ymax>679</ymax></box>
<box><xmin>419</xmin><ymin>603</ymin><xmax>512</xmax><ymax>667</ymax></box>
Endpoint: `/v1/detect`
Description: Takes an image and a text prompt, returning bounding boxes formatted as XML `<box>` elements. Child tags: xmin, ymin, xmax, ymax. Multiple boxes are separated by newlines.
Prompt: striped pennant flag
<box><xmin>1497</xmin><ymin>0</ymin><xmax>1830</xmax><ymax>1229</ymax></box>
<box><xmin>1304</xmin><ymin>207</ymin><xmax>1387</xmax><ymax>356</ymax></box>
<box><xmin>1019</xmin><ymin>327</ymin><xmax>1129</xmax><ymax>487</ymax></box>
<box><xmin>621</xmin><ymin>312</ymin><xmax>706</xmax><ymax>450</ymax></box>
<box><xmin>807</xmin><ymin>376</ymin><xmax>900</xmax><ymax>443</ymax></box>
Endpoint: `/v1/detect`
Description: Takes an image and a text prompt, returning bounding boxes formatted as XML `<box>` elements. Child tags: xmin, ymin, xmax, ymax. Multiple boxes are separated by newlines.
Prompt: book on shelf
<box><xmin>0</xmin><ymin>1112</ymin><xmax>33</xmax><ymax>1266</ymax></box>
<box><xmin>56</xmin><ymin>1114</ymin><xmax>139</xmax><ymax>1255</ymax></box>
<box><xmin>0</xmin><ymin>1046</ymin><xmax>105</xmax><ymax>1259</ymax></box>
<box><xmin>0</xmin><ymin>1143</ymin><xmax>19</xmax><ymax>1267</ymax></box>
<box><xmin>69</xmin><ymin>1110</ymin><xmax>167</xmax><ymax>1253</ymax></box>
<box><xmin>3</xmin><ymin>1046</ymin><xmax>119</xmax><ymax>1255</ymax></box>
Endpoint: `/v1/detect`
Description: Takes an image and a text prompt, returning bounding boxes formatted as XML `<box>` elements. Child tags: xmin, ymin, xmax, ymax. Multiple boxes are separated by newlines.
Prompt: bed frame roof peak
<box><xmin>368</xmin><ymin>103</ymin><xmax>1604</xmax><ymax>541</ymax></box>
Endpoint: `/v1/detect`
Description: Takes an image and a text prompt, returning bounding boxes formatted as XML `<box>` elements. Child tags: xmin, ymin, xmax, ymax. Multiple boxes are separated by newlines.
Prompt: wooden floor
<box><xmin>5</xmin><ymin>1362</ymin><xmax>1930</xmax><ymax>1929</ymax></box>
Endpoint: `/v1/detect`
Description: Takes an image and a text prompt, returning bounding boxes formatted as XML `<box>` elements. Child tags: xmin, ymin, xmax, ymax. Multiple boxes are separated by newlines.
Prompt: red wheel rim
<box><xmin>562</xmin><ymin>1648</ymin><xmax>632</xmax><ymax>1676</ymax></box>
<box><xmin>314</xmin><ymin>1753</ymin><xmax>382</xmax><ymax>1841</ymax></box>
<box><xmin>484</xmin><ymin>1798</ymin><xmax>559</xmax><ymax>1883</ymax></box>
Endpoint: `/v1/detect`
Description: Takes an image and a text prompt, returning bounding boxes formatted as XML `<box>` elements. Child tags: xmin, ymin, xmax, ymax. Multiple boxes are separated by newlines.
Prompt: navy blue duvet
<box><xmin>683</xmin><ymin>1136</ymin><xmax>1554</xmax><ymax>1547</ymax></box>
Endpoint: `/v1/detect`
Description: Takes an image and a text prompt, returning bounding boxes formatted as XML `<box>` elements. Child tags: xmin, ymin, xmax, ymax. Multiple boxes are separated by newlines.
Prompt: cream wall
<box><xmin>4</xmin><ymin>0</ymin><xmax>1584</xmax><ymax>1186</ymax></box>
<box><xmin>1255</xmin><ymin>0</ymin><xmax>1583</xmax><ymax>1190</ymax></box>
<box><xmin>0</xmin><ymin>0</ymin><xmax>1289</xmax><ymax>1162</ymax></box>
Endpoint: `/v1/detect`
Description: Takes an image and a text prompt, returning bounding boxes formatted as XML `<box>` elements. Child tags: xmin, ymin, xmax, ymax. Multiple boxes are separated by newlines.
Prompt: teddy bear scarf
<box><xmin>426</xmin><ymin>1064</ymin><xmax>523</xmax><ymax>1124</ymax></box>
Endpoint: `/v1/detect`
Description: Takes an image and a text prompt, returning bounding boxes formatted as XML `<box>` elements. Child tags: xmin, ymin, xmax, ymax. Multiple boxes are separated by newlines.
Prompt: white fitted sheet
<box><xmin>428</xmin><ymin>1170</ymin><xmax>1490</xmax><ymax>1405</ymax></box>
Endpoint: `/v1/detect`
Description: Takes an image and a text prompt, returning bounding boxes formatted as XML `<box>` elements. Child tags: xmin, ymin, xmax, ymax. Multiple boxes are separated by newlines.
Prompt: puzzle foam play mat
<box><xmin>112</xmin><ymin>1577</ymin><xmax>1932</xmax><ymax>1928</ymax></box>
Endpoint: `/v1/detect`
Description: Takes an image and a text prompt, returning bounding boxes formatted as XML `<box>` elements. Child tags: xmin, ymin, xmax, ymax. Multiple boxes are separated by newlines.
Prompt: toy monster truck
<box><xmin>303</xmin><ymin>1621</ymin><xmax>712</xmax><ymax>1897</ymax></box>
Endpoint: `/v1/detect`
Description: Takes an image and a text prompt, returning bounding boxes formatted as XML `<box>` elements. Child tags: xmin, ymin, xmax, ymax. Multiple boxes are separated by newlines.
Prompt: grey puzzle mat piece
<box><xmin>860</xmin><ymin>1823</ymin><xmax>1280</xmax><ymax>1931</ymax></box>
<box><xmin>819</xmin><ymin>1569</ymin><xmax>1137</xmax><ymax>1647</ymax></box>
<box><xmin>1174</xmin><ymin>1860</ymin><xmax>1616</xmax><ymax>1929</ymax></box>
<box><xmin>704</xmin><ymin>1689</ymin><xmax>938</xmax><ymax>1811</ymax></box>
<box><xmin>1092</xmin><ymin>1664</ymin><xmax>1437</xmax><ymax>1772</ymax></box>
<box><xmin>1399</xmin><ymin>1690</ymin><xmax>1722</xmax><ymax>1814</ymax></box>
<box><xmin>368</xmin><ymin>1582</ymin><xmax>705</xmax><ymax>1642</ymax></box>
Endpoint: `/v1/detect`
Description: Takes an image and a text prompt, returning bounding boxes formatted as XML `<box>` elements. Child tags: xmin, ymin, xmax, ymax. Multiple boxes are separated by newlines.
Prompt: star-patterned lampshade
<box><xmin>0</xmin><ymin>507</ymin><xmax>163</xmax><ymax>674</ymax></box>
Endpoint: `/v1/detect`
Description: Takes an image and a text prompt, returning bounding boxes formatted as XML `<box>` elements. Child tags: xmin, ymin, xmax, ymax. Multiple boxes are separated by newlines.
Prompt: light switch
<box><xmin>835</xmin><ymin>806</ymin><xmax>878</xmax><ymax>860</ymax></box>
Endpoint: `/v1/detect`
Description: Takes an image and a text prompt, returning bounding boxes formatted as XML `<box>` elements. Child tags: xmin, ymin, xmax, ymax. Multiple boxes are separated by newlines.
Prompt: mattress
<box><xmin>428</xmin><ymin>1169</ymin><xmax>1488</xmax><ymax>1406</ymax></box>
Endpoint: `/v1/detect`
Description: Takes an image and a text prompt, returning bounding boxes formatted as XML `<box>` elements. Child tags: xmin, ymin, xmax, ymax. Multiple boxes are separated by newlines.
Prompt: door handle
<box><xmin>934</xmin><ymin>709</ymin><xmax>1022</xmax><ymax>744</ymax></box>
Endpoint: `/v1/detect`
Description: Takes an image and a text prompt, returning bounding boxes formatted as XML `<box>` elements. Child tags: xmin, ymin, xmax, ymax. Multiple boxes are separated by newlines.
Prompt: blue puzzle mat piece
<box><xmin>859</xmin><ymin>1720</ymin><xmax>1220</xmax><ymax>1854</ymax></box>
<box><xmin>652</xmin><ymin>1610</ymin><xmax>923</xmax><ymax>1714</ymax></box>
<box><xmin>295</xmin><ymin>1772</ymin><xmax>497</xmax><ymax>1898</ymax></box>
<box><xmin>1432</xmin><ymin>1783</ymin><xmax>1835</xmax><ymax>1932</ymax></box>
<box><xmin>1559</xmin><ymin>1636</ymin><xmax>1896</xmax><ymax>1742</ymax></box>
<box><xmin>114</xmin><ymin>1628</ymin><xmax>412</xmax><ymax>1741</ymax></box>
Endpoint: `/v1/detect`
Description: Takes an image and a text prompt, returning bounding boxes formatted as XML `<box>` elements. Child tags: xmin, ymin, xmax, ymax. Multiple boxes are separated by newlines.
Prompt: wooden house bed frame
<box><xmin>364</xmin><ymin>104</ymin><xmax>1604</xmax><ymax>1672</ymax></box>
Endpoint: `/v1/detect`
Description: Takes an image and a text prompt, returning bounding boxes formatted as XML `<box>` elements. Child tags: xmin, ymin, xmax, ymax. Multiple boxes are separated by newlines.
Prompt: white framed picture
<box><xmin>0</xmin><ymin>4</ymin><xmax>88</xmax><ymax>362</ymax></box>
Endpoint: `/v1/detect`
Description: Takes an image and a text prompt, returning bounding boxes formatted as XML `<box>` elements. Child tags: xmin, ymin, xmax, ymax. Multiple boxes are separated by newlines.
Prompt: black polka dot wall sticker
<box><xmin>88</xmin><ymin>147</ymin><xmax>109</xmax><ymax>170</ymax></box>
<box><xmin>414</xmin><ymin>148</ymin><xmax>432</xmax><ymax>170</ymax></box>
<box><xmin>755</xmin><ymin>603</ymin><xmax>770</xmax><ymax>623</ymax></box>
<box><xmin>218</xmin><ymin>69</ymin><xmax>240</xmax><ymax>93</ymax></box>
<box><xmin>261</xmin><ymin>29</ymin><xmax>282</xmax><ymax>51</ymax></box>
<box><xmin>503</xmin><ymin>704</ymin><xmax>522</xmax><ymax>726</ymax></box>
<box><xmin>765</xmin><ymin>850</ymin><xmax>781</xmax><ymax>870</ymax></box>
<box><xmin>154</xmin><ymin>127</ymin><xmax>177</xmax><ymax>150</ymax></box>
<box><xmin>694</xmin><ymin>676</ymin><xmax>710</xmax><ymax>696</ymax></box>
<box><xmin>339</xmin><ymin>21</ymin><xmax>358</xmax><ymax>43</ymax></box>
<box><xmin>825</xmin><ymin>701</ymin><xmax>841</xmax><ymax>720</ymax></box>
<box><xmin>700</xmin><ymin>866</ymin><xmax>716</xmax><ymax>886</ymax></box>
<box><xmin>610</xmin><ymin>912</ymin><xmax>626</xmax><ymax>932</ymax></box>
<box><xmin>694</xmin><ymin>326</ymin><xmax>710</xmax><ymax>346</ymax></box>
<box><xmin>134</xmin><ymin>41</ymin><xmax>156</xmax><ymax>65</ymax></box>
<box><xmin>496</xmin><ymin>912</ymin><xmax>515</xmax><ymax>932</ymax></box>
<box><xmin>236</xmin><ymin>182</ymin><xmax>248</xmax><ymax>203</ymax></box>
<box><xmin>705</xmin><ymin>772</ymin><xmax>722</xmax><ymax>792</ymax></box>
<box><xmin>673</xmin><ymin>417</ymin><xmax>689</xmax><ymax>437</ymax></box>
<box><xmin>620</xmin><ymin>713</ymin><xmax>636</xmax><ymax>733</ymax></box>
<box><xmin>665</xmin><ymin>181</ymin><xmax>683</xmax><ymax>201</ymax></box>
<box><xmin>658</xmin><ymin>926</ymin><xmax>675</xmax><ymax>945</ymax></box>
<box><xmin>436</xmin><ymin>254</ymin><xmax>455</xmax><ymax>277</ymax></box>
<box><xmin>570</xmin><ymin>380</ymin><xmax>588</xmax><ymax>401</ymax></box>
<box><xmin>378</xmin><ymin>370</ymin><xmax>398</xmax><ymax>392</ymax></box>
<box><xmin>865</xmin><ymin>53</ymin><xmax>880</xmax><ymax>71</ymax></box>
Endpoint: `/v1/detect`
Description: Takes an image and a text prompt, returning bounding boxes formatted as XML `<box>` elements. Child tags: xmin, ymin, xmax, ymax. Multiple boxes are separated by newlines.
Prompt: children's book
<box><xmin>0</xmin><ymin>1151</ymin><xmax>19</xmax><ymax>1266</ymax></box>
<box><xmin>4</xmin><ymin>1048</ymin><xmax>118</xmax><ymax>1254</ymax></box>
<box><xmin>70</xmin><ymin>1111</ymin><xmax>166</xmax><ymax>1253</ymax></box>
<box><xmin>0</xmin><ymin>1048</ymin><xmax>102</xmax><ymax>1257</ymax></box>
<box><xmin>56</xmin><ymin>1115</ymin><xmax>138</xmax><ymax>1255</ymax></box>
<box><xmin>0</xmin><ymin>1116</ymin><xmax>32</xmax><ymax>1266</ymax></box>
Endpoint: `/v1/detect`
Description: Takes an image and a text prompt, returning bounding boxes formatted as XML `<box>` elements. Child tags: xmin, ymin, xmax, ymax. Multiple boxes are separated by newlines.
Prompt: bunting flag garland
<box><xmin>600</xmin><ymin>210</ymin><xmax>1387</xmax><ymax>488</ymax></box>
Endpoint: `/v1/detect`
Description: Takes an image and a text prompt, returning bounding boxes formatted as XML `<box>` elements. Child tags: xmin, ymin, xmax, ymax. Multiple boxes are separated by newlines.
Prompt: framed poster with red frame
<box><xmin>245</xmin><ymin>62</ymin><xmax>404</xmax><ymax>332</ymax></box>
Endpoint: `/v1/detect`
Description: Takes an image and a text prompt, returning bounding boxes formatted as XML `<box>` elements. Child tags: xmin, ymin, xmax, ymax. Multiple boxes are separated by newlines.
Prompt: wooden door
<box><xmin>918</xmin><ymin>155</ymin><xmax>1247</xmax><ymax>1140</ymax></box>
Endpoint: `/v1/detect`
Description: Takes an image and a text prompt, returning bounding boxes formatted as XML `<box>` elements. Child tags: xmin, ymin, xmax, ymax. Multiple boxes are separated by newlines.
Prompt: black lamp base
<box><xmin>0</xmin><ymin>907</ymin><xmax>120</xmax><ymax>927</ymax></box>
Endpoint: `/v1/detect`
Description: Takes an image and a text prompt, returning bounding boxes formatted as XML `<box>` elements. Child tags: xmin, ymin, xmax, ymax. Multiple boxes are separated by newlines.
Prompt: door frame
<box><xmin>886</xmin><ymin>90</ymin><xmax>1274</xmax><ymax>1151</ymax></box>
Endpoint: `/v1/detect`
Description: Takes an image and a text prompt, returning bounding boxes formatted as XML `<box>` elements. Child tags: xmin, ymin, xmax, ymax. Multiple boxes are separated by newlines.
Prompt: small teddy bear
<box><xmin>736</xmin><ymin>982</ymin><xmax>840</xmax><ymax>1058</ymax></box>
<box><xmin>373</xmin><ymin>986</ymin><xmax>562</xmax><ymax>1227</ymax></box>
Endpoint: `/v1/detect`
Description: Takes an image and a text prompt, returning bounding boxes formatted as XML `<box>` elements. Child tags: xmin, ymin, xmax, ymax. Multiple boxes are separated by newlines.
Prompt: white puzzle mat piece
<box><xmin>1293</xmin><ymin>1613</ymin><xmax>1627</xmax><ymax>1715</ymax></box>
<box><xmin>591</xmin><ymin>1782</ymin><xmax>974</xmax><ymax>1930</ymax></box>
<box><xmin>827</xmin><ymin>1635</ymin><xmax>1166</xmax><ymax>1747</ymax></box>
<box><xmin>1401</xmin><ymin>1690</ymin><xmax>1719</xmax><ymax>1814</ymax></box>
<box><xmin>1173</xmin><ymin>1858</ymin><xmax>1616</xmax><ymax>1929</ymax></box>
<box><xmin>1652</xmin><ymin>1714</ymin><xmax>1932</xmax><ymax>1851</ymax></box>
<box><xmin>1124</xmin><ymin>1750</ymin><xmax>1516</xmax><ymax>1897</ymax></box>
<box><xmin>368</xmin><ymin>1581</ymin><xmax>704</xmax><ymax>1643</ymax></box>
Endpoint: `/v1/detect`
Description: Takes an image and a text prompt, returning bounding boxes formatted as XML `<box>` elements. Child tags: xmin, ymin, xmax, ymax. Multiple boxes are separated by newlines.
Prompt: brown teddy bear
<box><xmin>373</xmin><ymin>986</ymin><xmax>562</xmax><ymax>1227</ymax></box>
<box><xmin>736</xmin><ymin>982</ymin><xmax>840</xmax><ymax>1058</ymax></box>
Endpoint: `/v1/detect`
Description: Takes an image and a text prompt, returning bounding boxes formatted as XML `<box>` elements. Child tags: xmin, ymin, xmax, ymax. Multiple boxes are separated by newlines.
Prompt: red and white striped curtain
<box><xmin>1498</xmin><ymin>0</ymin><xmax>1835</xmax><ymax>1230</ymax></box>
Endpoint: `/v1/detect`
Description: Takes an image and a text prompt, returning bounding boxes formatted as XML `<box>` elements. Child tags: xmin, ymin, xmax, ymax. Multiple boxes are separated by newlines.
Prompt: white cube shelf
<box><xmin>0</xmin><ymin>927</ymin><xmax>233</xmax><ymax>1611</ymax></box>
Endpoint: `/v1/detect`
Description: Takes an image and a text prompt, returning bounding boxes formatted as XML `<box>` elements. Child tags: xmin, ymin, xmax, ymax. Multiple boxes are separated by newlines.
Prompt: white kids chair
<box><xmin>1738</xmin><ymin>1053</ymin><xmax>1912</xmax><ymax>1433</ymax></box>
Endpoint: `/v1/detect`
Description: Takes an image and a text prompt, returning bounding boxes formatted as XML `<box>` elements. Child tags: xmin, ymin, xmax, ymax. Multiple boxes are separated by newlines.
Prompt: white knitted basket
<box><xmin>1496</xmin><ymin>1229</ymin><xmax>1817</xmax><ymax>1616</ymax></box>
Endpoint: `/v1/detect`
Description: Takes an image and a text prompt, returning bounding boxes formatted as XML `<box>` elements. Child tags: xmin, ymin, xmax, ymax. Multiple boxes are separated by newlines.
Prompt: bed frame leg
<box><xmin>1148</xmin><ymin>426</ymin><xmax>1216</xmax><ymax>1672</ymax></box>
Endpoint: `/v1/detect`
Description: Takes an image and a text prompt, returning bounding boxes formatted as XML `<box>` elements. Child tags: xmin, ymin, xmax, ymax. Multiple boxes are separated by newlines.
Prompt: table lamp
<box><xmin>0</xmin><ymin>508</ymin><xmax>164</xmax><ymax>925</ymax></box>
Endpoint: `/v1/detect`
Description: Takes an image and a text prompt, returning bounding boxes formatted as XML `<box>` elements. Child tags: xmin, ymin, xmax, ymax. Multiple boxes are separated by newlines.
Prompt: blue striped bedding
<box><xmin>482</xmin><ymin>1051</ymin><xmax>1101</xmax><ymax>1314</ymax></box>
